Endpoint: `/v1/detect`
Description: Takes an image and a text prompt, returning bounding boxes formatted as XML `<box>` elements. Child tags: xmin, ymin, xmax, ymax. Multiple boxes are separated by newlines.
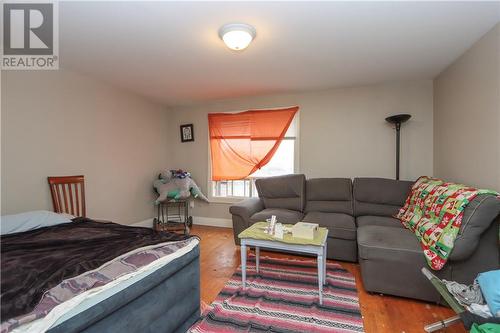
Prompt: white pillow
<box><xmin>1</xmin><ymin>210</ymin><xmax>74</xmax><ymax>235</ymax></box>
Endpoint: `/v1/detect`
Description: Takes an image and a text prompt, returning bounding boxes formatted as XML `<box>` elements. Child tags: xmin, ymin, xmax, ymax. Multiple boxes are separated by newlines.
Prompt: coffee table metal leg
<box><xmin>317</xmin><ymin>252</ymin><xmax>323</xmax><ymax>305</ymax></box>
<box><xmin>241</xmin><ymin>243</ymin><xmax>247</xmax><ymax>288</ymax></box>
<box><xmin>323</xmin><ymin>243</ymin><xmax>327</xmax><ymax>284</ymax></box>
<box><xmin>255</xmin><ymin>247</ymin><xmax>260</xmax><ymax>274</ymax></box>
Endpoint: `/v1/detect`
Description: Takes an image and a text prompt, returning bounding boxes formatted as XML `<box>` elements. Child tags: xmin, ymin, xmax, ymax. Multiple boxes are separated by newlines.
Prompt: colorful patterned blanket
<box><xmin>396</xmin><ymin>176</ymin><xmax>498</xmax><ymax>270</ymax></box>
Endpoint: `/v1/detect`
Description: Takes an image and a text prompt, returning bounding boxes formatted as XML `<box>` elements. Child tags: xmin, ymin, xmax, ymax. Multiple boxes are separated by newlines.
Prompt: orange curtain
<box><xmin>208</xmin><ymin>106</ymin><xmax>299</xmax><ymax>181</ymax></box>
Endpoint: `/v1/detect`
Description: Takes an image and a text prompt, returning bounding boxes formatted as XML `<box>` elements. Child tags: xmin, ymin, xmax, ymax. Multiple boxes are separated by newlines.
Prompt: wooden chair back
<box><xmin>47</xmin><ymin>175</ymin><xmax>86</xmax><ymax>217</ymax></box>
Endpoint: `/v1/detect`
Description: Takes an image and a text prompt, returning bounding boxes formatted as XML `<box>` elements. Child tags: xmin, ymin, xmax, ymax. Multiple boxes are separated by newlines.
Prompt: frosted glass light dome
<box><xmin>218</xmin><ymin>23</ymin><xmax>256</xmax><ymax>51</ymax></box>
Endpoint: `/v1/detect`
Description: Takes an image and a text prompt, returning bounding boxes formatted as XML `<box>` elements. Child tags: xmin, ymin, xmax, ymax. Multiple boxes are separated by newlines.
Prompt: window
<box><xmin>210</xmin><ymin>113</ymin><xmax>298</xmax><ymax>200</ymax></box>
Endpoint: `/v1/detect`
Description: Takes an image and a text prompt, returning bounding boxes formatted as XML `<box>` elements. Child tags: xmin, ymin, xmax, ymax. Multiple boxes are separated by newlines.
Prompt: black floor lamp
<box><xmin>385</xmin><ymin>114</ymin><xmax>411</xmax><ymax>180</ymax></box>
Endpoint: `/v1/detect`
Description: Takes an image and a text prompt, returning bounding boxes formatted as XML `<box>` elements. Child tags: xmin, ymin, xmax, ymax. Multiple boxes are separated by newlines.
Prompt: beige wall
<box><xmin>168</xmin><ymin>80</ymin><xmax>434</xmax><ymax>219</ymax></box>
<box><xmin>1</xmin><ymin>69</ymin><xmax>170</xmax><ymax>224</ymax></box>
<box><xmin>434</xmin><ymin>24</ymin><xmax>500</xmax><ymax>191</ymax></box>
<box><xmin>2</xmin><ymin>22</ymin><xmax>497</xmax><ymax>225</ymax></box>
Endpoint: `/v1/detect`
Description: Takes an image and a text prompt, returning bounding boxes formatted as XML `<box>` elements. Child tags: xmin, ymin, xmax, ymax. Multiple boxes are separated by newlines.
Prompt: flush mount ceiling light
<box><xmin>218</xmin><ymin>23</ymin><xmax>256</xmax><ymax>51</ymax></box>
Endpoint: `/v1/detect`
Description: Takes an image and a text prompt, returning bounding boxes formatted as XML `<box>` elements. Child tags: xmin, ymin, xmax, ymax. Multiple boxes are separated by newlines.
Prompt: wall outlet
<box><xmin>189</xmin><ymin>200</ymin><xmax>194</xmax><ymax>208</ymax></box>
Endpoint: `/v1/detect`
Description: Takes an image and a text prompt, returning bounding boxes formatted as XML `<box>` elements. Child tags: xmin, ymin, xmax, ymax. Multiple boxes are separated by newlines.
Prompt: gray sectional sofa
<box><xmin>229</xmin><ymin>174</ymin><xmax>500</xmax><ymax>302</ymax></box>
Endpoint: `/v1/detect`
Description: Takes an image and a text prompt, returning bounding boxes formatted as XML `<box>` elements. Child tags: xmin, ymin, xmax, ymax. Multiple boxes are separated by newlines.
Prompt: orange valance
<box><xmin>208</xmin><ymin>106</ymin><xmax>299</xmax><ymax>181</ymax></box>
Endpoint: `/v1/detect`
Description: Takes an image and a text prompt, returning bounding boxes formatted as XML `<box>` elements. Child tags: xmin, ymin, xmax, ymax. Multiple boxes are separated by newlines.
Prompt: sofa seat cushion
<box><xmin>356</xmin><ymin>216</ymin><xmax>404</xmax><ymax>229</ymax></box>
<box><xmin>250</xmin><ymin>208</ymin><xmax>303</xmax><ymax>224</ymax></box>
<box><xmin>302</xmin><ymin>212</ymin><xmax>356</xmax><ymax>240</ymax></box>
<box><xmin>358</xmin><ymin>225</ymin><xmax>422</xmax><ymax>261</ymax></box>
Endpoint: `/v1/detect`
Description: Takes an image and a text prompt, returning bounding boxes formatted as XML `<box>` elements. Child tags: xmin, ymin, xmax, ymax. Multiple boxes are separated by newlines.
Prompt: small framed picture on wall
<box><xmin>180</xmin><ymin>124</ymin><xmax>194</xmax><ymax>142</ymax></box>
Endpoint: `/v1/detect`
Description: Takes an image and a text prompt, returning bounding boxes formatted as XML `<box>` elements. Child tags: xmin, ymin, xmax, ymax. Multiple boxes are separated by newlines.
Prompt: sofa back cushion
<box><xmin>305</xmin><ymin>178</ymin><xmax>353</xmax><ymax>214</ymax></box>
<box><xmin>450</xmin><ymin>194</ymin><xmax>500</xmax><ymax>261</ymax></box>
<box><xmin>353</xmin><ymin>178</ymin><xmax>413</xmax><ymax>217</ymax></box>
<box><xmin>255</xmin><ymin>174</ymin><xmax>306</xmax><ymax>211</ymax></box>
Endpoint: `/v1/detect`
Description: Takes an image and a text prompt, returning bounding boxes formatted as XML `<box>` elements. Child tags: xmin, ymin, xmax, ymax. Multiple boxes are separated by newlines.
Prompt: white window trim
<box><xmin>207</xmin><ymin>111</ymin><xmax>300</xmax><ymax>203</ymax></box>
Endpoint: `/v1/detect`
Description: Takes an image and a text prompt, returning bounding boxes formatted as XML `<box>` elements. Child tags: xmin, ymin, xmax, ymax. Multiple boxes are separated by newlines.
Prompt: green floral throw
<box><xmin>396</xmin><ymin>176</ymin><xmax>498</xmax><ymax>270</ymax></box>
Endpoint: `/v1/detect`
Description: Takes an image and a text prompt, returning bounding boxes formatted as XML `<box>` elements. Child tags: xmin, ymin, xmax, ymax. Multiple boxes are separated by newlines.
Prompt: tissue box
<box><xmin>292</xmin><ymin>222</ymin><xmax>319</xmax><ymax>240</ymax></box>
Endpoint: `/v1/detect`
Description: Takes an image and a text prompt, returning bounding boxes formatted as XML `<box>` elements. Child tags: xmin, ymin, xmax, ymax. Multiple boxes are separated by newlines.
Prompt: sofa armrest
<box><xmin>230</xmin><ymin>198</ymin><xmax>264</xmax><ymax>246</ymax></box>
<box><xmin>450</xmin><ymin>194</ymin><xmax>500</xmax><ymax>261</ymax></box>
<box><xmin>229</xmin><ymin>198</ymin><xmax>264</xmax><ymax>220</ymax></box>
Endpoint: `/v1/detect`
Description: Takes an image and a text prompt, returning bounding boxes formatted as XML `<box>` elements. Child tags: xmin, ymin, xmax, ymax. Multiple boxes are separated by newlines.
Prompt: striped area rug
<box><xmin>190</xmin><ymin>255</ymin><xmax>365</xmax><ymax>333</ymax></box>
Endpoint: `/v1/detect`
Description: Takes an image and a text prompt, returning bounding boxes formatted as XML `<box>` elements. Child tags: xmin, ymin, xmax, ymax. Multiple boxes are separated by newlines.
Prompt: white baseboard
<box><xmin>131</xmin><ymin>216</ymin><xmax>232</xmax><ymax>229</ymax></box>
<box><xmin>192</xmin><ymin>216</ymin><xmax>232</xmax><ymax>228</ymax></box>
<box><xmin>131</xmin><ymin>218</ymin><xmax>154</xmax><ymax>228</ymax></box>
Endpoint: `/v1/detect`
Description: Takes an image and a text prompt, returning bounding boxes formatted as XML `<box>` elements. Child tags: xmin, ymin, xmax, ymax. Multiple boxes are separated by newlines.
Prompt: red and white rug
<box><xmin>190</xmin><ymin>255</ymin><xmax>365</xmax><ymax>333</ymax></box>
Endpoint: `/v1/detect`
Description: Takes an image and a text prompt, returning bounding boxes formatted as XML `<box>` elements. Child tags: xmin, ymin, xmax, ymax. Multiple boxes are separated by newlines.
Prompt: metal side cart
<box><xmin>153</xmin><ymin>199</ymin><xmax>193</xmax><ymax>235</ymax></box>
<box><xmin>422</xmin><ymin>267</ymin><xmax>500</xmax><ymax>332</ymax></box>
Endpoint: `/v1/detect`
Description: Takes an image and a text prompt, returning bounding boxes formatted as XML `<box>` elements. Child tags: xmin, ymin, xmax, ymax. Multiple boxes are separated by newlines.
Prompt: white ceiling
<box><xmin>59</xmin><ymin>1</ymin><xmax>500</xmax><ymax>106</ymax></box>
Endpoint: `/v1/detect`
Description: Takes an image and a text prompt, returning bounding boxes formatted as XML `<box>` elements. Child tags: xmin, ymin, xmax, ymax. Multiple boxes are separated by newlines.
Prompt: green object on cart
<box><xmin>423</xmin><ymin>267</ymin><xmax>465</xmax><ymax>314</ymax></box>
<box><xmin>470</xmin><ymin>323</ymin><xmax>500</xmax><ymax>333</ymax></box>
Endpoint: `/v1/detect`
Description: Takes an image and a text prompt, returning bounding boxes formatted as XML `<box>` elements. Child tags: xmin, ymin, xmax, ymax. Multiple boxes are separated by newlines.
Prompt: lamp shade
<box><xmin>385</xmin><ymin>114</ymin><xmax>411</xmax><ymax>124</ymax></box>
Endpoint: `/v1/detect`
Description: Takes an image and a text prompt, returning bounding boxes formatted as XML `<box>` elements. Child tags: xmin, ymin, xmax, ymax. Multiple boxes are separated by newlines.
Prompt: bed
<box><xmin>1</xmin><ymin>211</ymin><xmax>200</xmax><ymax>333</ymax></box>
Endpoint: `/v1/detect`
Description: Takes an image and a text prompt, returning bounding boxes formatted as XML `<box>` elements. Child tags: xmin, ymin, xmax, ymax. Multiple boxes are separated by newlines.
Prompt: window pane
<box><xmin>250</xmin><ymin>139</ymin><xmax>294</xmax><ymax>178</ymax></box>
<box><xmin>251</xmin><ymin>180</ymin><xmax>258</xmax><ymax>197</ymax></box>
<box><xmin>284</xmin><ymin>116</ymin><xmax>297</xmax><ymax>137</ymax></box>
<box><xmin>244</xmin><ymin>180</ymin><xmax>251</xmax><ymax>197</ymax></box>
<box><xmin>221</xmin><ymin>181</ymin><xmax>228</xmax><ymax>197</ymax></box>
<box><xmin>232</xmin><ymin>180</ymin><xmax>245</xmax><ymax>197</ymax></box>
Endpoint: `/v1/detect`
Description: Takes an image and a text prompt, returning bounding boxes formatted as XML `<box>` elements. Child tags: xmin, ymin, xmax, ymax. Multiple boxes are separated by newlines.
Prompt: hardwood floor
<box><xmin>192</xmin><ymin>225</ymin><xmax>466</xmax><ymax>333</ymax></box>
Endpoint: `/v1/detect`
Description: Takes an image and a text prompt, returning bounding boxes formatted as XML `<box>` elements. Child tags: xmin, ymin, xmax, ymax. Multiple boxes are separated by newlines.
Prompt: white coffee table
<box><xmin>239</xmin><ymin>222</ymin><xmax>329</xmax><ymax>304</ymax></box>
